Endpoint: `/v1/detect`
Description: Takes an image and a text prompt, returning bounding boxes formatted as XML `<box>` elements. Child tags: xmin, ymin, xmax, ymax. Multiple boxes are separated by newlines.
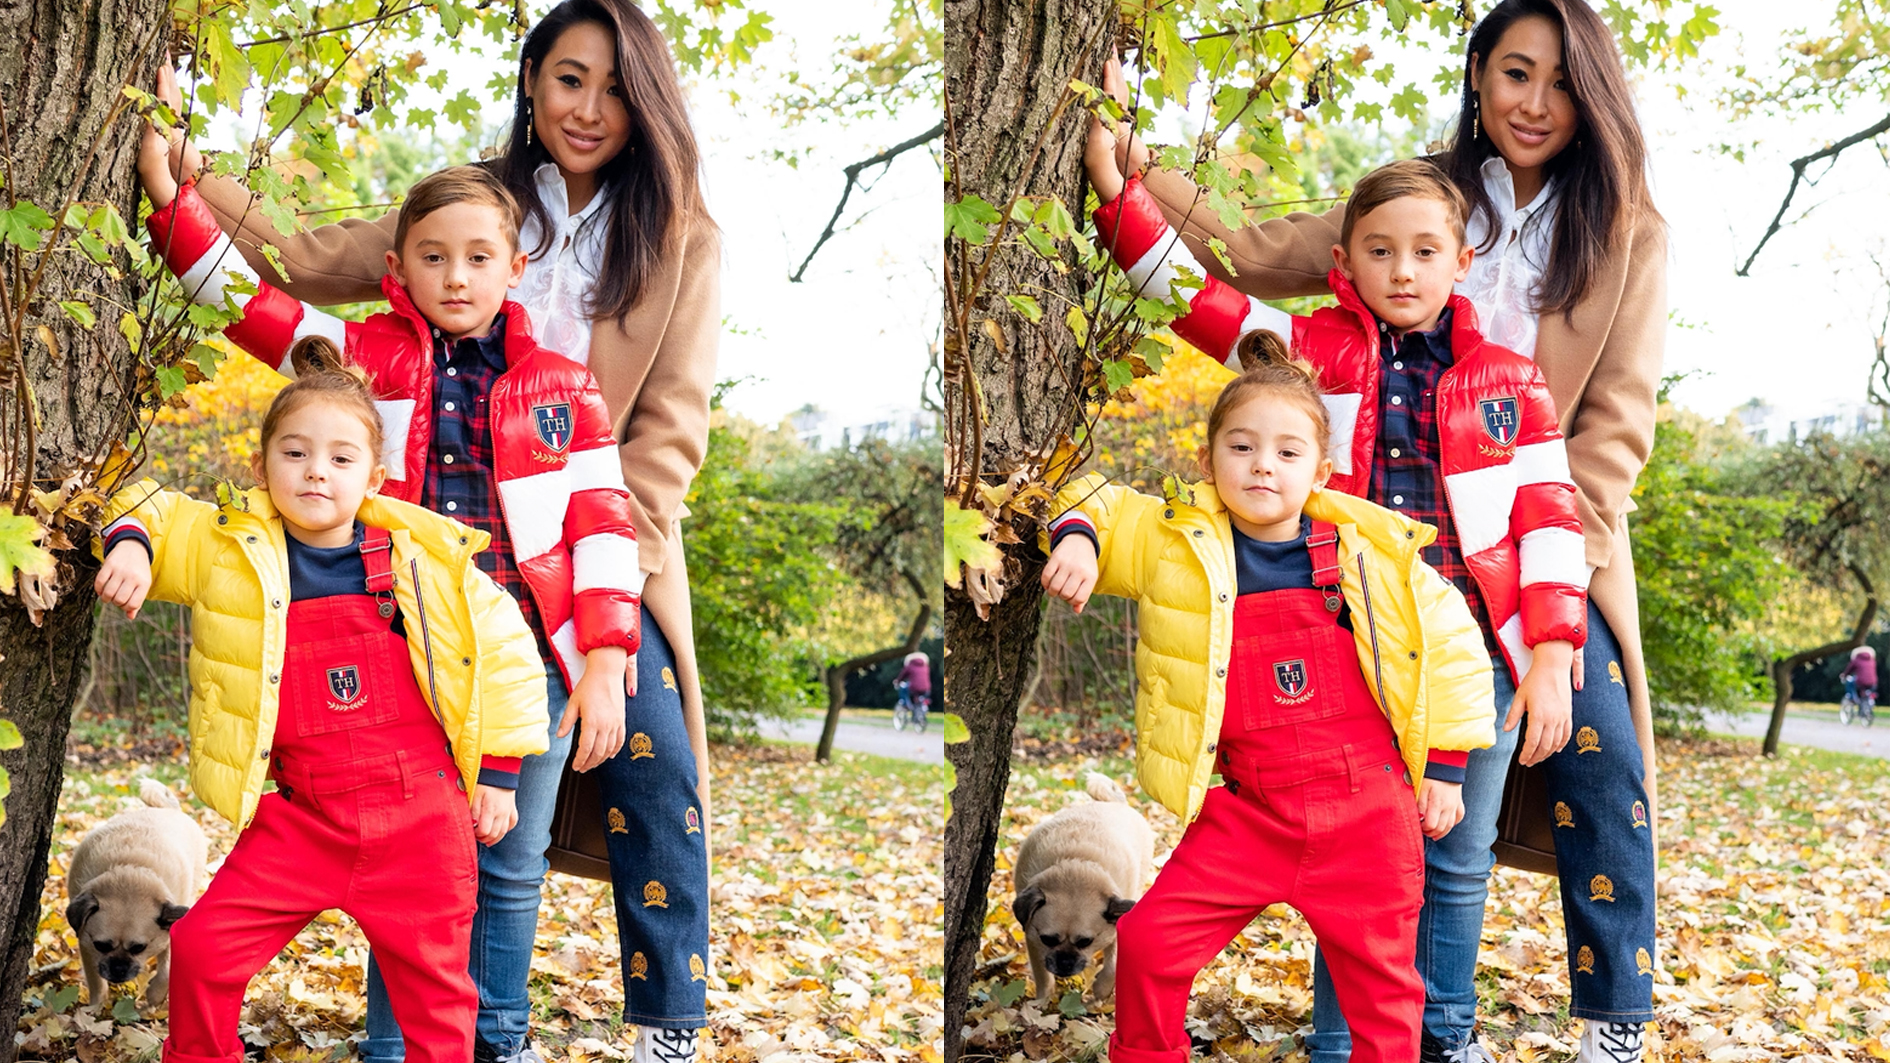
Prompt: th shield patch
<box><xmin>327</xmin><ymin>665</ymin><xmax>361</xmax><ymax>704</ymax></box>
<box><xmin>1479</xmin><ymin>396</ymin><xmax>1519</xmax><ymax>447</ymax></box>
<box><xmin>1274</xmin><ymin>659</ymin><xmax>1308</xmax><ymax>697</ymax></box>
<box><xmin>532</xmin><ymin>403</ymin><xmax>573</xmax><ymax>452</ymax></box>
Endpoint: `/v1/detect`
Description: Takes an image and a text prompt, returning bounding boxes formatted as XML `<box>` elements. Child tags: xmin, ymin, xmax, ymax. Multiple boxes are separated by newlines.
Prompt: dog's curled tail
<box><xmin>137</xmin><ymin>778</ymin><xmax>181</xmax><ymax>810</ymax></box>
<box><xmin>1084</xmin><ymin>772</ymin><xmax>1127</xmax><ymax>804</ymax></box>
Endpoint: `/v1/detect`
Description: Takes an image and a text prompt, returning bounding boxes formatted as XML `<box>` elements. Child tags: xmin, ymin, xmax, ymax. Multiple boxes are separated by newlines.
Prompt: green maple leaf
<box><xmin>0</xmin><ymin>512</ymin><xmax>54</xmax><ymax>595</ymax></box>
<box><xmin>943</xmin><ymin>501</ymin><xmax>1001</xmax><ymax>589</ymax></box>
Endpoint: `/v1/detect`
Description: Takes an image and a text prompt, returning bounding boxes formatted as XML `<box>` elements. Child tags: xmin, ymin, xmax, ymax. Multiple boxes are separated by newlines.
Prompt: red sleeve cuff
<box><xmin>478</xmin><ymin>755</ymin><xmax>523</xmax><ymax>790</ymax></box>
<box><xmin>1423</xmin><ymin>749</ymin><xmax>1469</xmax><ymax>784</ymax></box>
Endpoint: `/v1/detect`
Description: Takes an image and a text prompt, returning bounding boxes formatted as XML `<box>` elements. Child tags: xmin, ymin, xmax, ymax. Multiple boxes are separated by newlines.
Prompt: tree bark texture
<box><xmin>942</xmin><ymin>1</ymin><xmax>1114</xmax><ymax>1057</ymax></box>
<box><xmin>0</xmin><ymin>2</ymin><xmax>164</xmax><ymax>1051</ymax></box>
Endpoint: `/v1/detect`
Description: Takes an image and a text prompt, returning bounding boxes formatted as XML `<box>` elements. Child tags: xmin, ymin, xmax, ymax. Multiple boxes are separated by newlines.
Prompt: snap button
<box><xmin>457</xmin><ymin>778</ymin><xmax>467</xmax><ymax>792</ymax></box>
<box><xmin>460</xmin><ymin>537</ymin><xmax>469</xmax><ymax>545</ymax></box>
<box><xmin>1164</xmin><ymin>509</ymin><xmax>1175</xmax><ymax>519</ymax></box>
<box><xmin>216</xmin><ymin>515</ymin><xmax>228</xmax><ymax>525</ymax></box>
<box><xmin>269</xmin><ymin>673</ymin><xmax>280</xmax><ymax>684</ymax></box>
<box><xmin>1218</xmin><ymin>592</ymin><xmax>1228</xmax><ymax>602</ymax></box>
<box><xmin>1405</xmin><ymin>530</ymin><xmax>1415</xmax><ymax>539</ymax></box>
<box><xmin>272</xmin><ymin>598</ymin><xmax>282</xmax><ymax>609</ymax></box>
<box><xmin>437</xmin><ymin>769</ymin><xmax>445</xmax><ymax>778</ymax></box>
<box><xmin>246</xmin><ymin>535</ymin><xmax>257</xmax><ymax>543</ymax></box>
<box><xmin>1192</xmin><ymin>529</ymin><xmax>1205</xmax><ymax>538</ymax></box>
<box><xmin>258</xmin><ymin>750</ymin><xmax>269</xmax><ymax>761</ymax></box>
<box><xmin>1206</xmin><ymin>742</ymin><xmax>1216</xmax><ymax>753</ymax></box>
<box><xmin>1408</xmin><ymin>651</ymin><xmax>1418</xmax><ymax>660</ymax></box>
<box><xmin>462</xmin><ymin>657</ymin><xmax>472</xmax><ymax>666</ymax></box>
<box><xmin>1216</xmin><ymin>667</ymin><xmax>1226</xmax><ymax>678</ymax></box>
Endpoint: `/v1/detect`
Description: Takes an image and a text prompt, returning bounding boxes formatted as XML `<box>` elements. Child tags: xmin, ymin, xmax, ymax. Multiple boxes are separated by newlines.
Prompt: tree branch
<box><xmin>1738</xmin><ymin>111</ymin><xmax>1890</xmax><ymax>277</ymax></box>
<box><xmin>790</xmin><ymin>119</ymin><xmax>942</xmax><ymax>283</ymax></box>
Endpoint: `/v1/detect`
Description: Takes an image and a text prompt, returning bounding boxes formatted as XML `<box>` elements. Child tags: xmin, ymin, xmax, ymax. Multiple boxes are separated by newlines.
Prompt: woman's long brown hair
<box><xmin>494</xmin><ymin>0</ymin><xmax>713</xmax><ymax>323</ymax></box>
<box><xmin>1438</xmin><ymin>0</ymin><xmax>1661</xmax><ymax>318</ymax></box>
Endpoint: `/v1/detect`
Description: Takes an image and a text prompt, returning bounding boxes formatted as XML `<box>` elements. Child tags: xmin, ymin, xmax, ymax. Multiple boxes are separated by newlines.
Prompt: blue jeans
<box><xmin>594</xmin><ymin>605</ymin><xmax>708</xmax><ymax>1027</ymax></box>
<box><xmin>1309</xmin><ymin>651</ymin><xmax>1517</xmax><ymax>1060</ymax></box>
<box><xmin>362</xmin><ymin>664</ymin><xmax>573</xmax><ymax>1061</ymax></box>
<box><xmin>1310</xmin><ymin>603</ymin><xmax>1657</xmax><ymax>1055</ymax></box>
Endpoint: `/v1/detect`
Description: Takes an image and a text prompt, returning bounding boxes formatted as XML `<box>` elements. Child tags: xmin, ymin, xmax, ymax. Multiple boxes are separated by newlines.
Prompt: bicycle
<box><xmin>1839</xmin><ymin>676</ymin><xmax>1877</xmax><ymax>726</ymax></box>
<box><xmin>894</xmin><ymin>680</ymin><xmax>930</xmax><ymax>732</ymax></box>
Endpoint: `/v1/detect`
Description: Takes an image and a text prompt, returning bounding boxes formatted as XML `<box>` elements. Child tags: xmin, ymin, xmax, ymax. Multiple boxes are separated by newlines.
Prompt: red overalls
<box><xmin>165</xmin><ymin>529</ymin><xmax>479</xmax><ymax>1063</ymax></box>
<box><xmin>1110</xmin><ymin>525</ymin><xmax>1426</xmax><ymax>1063</ymax></box>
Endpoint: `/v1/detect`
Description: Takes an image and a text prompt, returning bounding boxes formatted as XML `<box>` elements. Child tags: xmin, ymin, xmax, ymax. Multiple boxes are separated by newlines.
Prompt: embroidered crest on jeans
<box><xmin>1590</xmin><ymin>874</ymin><xmax>1616</xmax><ymax>902</ymax></box>
<box><xmin>629</xmin><ymin>951</ymin><xmax>648</xmax><ymax>980</ymax></box>
<box><xmin>629</xmin><ymin>732</ymin><xmax>655</xmax><ymax>759</ymax></box>
<box><xmin>663</xmin><ymin>666</ymin><xmax>678</xmax><ymax>692</ymax></box>
<box><xmin>1554</xmin><ymin>801</ymin><xmax>1574</xmax><ymax>828</ymax></box>
<box><xmin>1608</xmin><ymin>660</ymin><xmax>1625</xmax><ymax>686</ymax></box>
<box><xmin>1631</xmin><ymin>800</ymin><xmax>1648</xmax><ymax>828</ymax></box>
<box><xmin>685</xmin><ymin>807</ymin><xmax>701</xmax><ymax>834</ymax></box>
<box><xmin>1636</xmin><ymin>947</ymin><xmax>1653</xmax><ymax>976</ymax></box>
<box><xmin>1576</xmin><ymin>945</ymin><xmax>1595</xmax><ymax>973</ymax></box>
<box><xmin>608</xmin><ymin>807</ymin><xmax>629</xmax><ymax>834</ymax></box>
<box><xmin>1576</xmin><ymin>726</ymin><xmax>1601</xmax><ymax>753</ymax></box>
<box><xmin>1272</xmin><ymin>659</ymin><xmax>1313</xmax><ymax>704</ymax></box>
<box><xmin>690</xmin><ymin>954</ymin><xmax>707</xmax><ymax>982</ymax></box>
<box><xmin>643</xmin><ymin>880</ymin><xmax>669</xmax><ymax>908</ymax></box>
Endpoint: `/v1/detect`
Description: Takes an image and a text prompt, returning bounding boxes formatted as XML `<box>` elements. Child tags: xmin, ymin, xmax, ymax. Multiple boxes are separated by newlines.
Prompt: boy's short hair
<box><xmin>1339</xmin><ymin>158</ymin><xmax>1469</xmax><ymax>249</ymax></box>
<box><xmin>393</xmin><ymin>165</ymin><xmax>523</xmax><ymax>254</ymax></box>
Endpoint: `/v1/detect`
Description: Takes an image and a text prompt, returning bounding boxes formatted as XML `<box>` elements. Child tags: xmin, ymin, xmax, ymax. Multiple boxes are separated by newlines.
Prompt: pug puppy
<box><xmin>65</xmin><ymin>778</ymin><xmax>208</xmax><ymax>1007</ymax></box>
<box><xmin>1011</xmin><ymin>772</ymin><xmax>1154</xmax><ymax>1003</ymax></box>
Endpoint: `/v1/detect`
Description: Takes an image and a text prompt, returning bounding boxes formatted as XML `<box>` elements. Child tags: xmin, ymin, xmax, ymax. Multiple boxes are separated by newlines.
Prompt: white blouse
<box><xmin>512</xmin><ymin>163</ymin><xmax>611</xmax><ymax>366</ymax></box>
<box><xmin>1457</xmin><ymin>155</ymin><xmax>1559</xmax><ymax>360</ymax></box>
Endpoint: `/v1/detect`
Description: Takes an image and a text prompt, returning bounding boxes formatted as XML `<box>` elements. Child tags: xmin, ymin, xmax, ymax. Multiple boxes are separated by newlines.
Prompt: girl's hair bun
<box><xmin>256</xmin><ymin>337</ymin><xmax>386</xmax><ymax>477</ymax></box>
<box><xmin>1234</xmin><ymin>328</ymin><xmax>1291</xmax><ymax>371</ymax></box>
<box><xmin>287</xmin><ymin>335</ymin><xmax>373</xmax><ymax>391</ymax></box>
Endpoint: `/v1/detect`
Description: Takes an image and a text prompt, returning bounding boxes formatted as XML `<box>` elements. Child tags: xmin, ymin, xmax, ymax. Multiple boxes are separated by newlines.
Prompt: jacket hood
<box><xmin>235</xmin><ymin>486</ymin><xmax>490</xmax><ymax>566</ymax></box>
<box><xmin>1171</xmin><ymin>479</ymin><xmax>1436</xmax><ymax>562</ymax></box>
<box><xmin>377</xmin><ymin>273</ymin><xmax>538</xmax><ymax>360</ymax></box>
<box><xmin>1324</xmin><ymin>267</ymin><xmax>1486</xmax><ymax>358</ymax></box>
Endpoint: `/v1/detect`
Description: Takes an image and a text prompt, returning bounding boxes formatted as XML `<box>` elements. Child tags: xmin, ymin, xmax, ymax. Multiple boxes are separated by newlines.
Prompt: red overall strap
<box><xmin>1307</xmin><ymin>520</ymin><xmax>1342</xmax><ymax>587</ymax></box>
<box><xmin>360</xmin><ymin>526</ymin><xmax>396</xmax><ymax>594</ymax></box>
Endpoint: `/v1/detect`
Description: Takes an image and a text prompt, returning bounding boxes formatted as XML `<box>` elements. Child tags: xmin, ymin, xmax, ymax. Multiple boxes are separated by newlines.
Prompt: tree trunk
<box><xmin>1764</xmin><ymin>565</ymin><xmax>1878</xmax><ymax>756</ymax></box>
<box><xmin>0</xmin><ymin>3</ymin><xmax>163</xmax><ymax>1051</ymax></box>
<box><xmin>816</xmin><ymin>602</ymin><xmax>932</xmax><ymax>761</ymax></box>
<box><xmin>942</xmin><ymin>1</ymin><xmax>1114</xmax><ymax>1056</ymax></box>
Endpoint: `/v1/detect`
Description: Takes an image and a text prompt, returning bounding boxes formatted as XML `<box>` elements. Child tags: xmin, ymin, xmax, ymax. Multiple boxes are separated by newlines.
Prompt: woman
<box><xmin>1086</xmin><ymin>2</ymin><xmax>1662</xmax><ymax>1060</ymax></box>
<box><xmin>152</xmin><ymin>2</ymin><xmax>719</xmax><ymax>1059</ymax></box>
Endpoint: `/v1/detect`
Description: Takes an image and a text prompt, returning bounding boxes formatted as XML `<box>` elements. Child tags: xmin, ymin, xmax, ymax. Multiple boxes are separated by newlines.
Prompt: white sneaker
<box><xmin>631</xmin><ymin>1026</ymin><xmax>701</xmax><ymax>1063</ymax></box>
<box><xmin>1578</xmin><ymin>1021</ymin><xmax>1645</xmax><ymax>1063</ymax></box>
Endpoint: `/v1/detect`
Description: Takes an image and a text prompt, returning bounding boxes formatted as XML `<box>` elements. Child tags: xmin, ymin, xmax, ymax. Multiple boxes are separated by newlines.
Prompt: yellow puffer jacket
<box><xmin>1057</xmin><ymin>474</ymin><xmax>1495</xmax><ymax>823</ymax></box>
<box><xmin>98</xmin><ymin>481</ymin><xmax>551</xmax><ymax>829</ymax></box>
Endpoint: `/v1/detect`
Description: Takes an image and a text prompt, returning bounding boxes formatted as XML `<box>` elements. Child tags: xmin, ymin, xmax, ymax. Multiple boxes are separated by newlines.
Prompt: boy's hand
<box><xmin>1040</xmin><ymin>535</ymin><xmax>1099</xmax><ymax>613</ymax></box>
<box><xmin>560</xmin><ymin>645</ymin><xmax>627</xmax><ymax>773</ymax></box>
<box><xmin>1416</xmin><ymin>778</ymin><xmax>1465</xmax><ymax>840</ymax></box>
<box><xmin>1506</xmin><ymin>639</ymin><xmax>1574</xmax><ymax>766</ymax></box>
<box><xmin>1084</xmin><ymin>56</ymin><xmax>1149</xmax><ymax>205</ymax></box>
<box><xmin>470</xmin><ymin>784</ymin><xmax>519</xmax><ymax>845</ymax></box>
<box><xmin>94</xmin><ymin>540</ymin><xmax>153</xmax><ymax>620</ymax></box>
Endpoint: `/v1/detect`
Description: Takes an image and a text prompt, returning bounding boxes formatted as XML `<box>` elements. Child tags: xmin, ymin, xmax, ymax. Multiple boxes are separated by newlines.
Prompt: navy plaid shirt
<box><xmin>1365</xmin><ymin>307</ymin><xmax>1498</xmax><ymax>656</ymax></box>
<box><xmin>419</xmin><ymin>313</ymin><xmax>554</xmax><ymax>663</ymax></box>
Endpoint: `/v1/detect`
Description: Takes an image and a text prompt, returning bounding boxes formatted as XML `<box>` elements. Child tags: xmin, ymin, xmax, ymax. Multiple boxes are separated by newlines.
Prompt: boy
<box><xmin>138</xmin><ymin>146</ymin><xmax>641</xmax><ymax>1061</ymax></box>
<box><xmin>1088</xmin><ymin>158</ymin><xmax>1589</xmax><ymax>1059</ymax></box>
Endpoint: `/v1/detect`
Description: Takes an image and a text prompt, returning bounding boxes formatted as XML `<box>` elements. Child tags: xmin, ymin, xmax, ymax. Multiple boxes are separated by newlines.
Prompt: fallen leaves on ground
<box><xmin>20</xmin><ymin>741</ymin><xmax>940</xmax><ymax>1062</ymax></box>
<box><xmin>966</xmin><ymin>736</ymin><xmax>1890</xmax><ymax>1062</ymax></box>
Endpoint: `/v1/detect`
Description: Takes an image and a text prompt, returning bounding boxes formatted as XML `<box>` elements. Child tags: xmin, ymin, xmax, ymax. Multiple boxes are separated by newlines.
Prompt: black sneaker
<box><xmin>1420</xmin><ymin>1030</ymin><xmax>1497</xmax><ymax>1063</ymax></box>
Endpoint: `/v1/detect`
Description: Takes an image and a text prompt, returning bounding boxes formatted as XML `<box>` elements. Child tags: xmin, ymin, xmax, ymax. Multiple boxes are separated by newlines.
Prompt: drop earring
<box><xmin>1471</xmin><ymin>99</ymin><xmax>1480</xmax><ymax>141</ymax></box>
<box><xmin>525</xmin><ymin>99</ymin><xmax>533</xmax><ymax>146</ymax></box>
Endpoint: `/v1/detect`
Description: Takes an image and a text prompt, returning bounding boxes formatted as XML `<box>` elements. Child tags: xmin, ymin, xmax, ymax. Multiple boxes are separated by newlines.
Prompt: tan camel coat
<box><xmin>193</xmin><ymin>172</ymin><xmax>721</xmax><ymax>819</ymax></box>
<box><xmin>1138</xmin><ymin>167</ymin><xmax>1665</xmax><ymax>862</ymax></box>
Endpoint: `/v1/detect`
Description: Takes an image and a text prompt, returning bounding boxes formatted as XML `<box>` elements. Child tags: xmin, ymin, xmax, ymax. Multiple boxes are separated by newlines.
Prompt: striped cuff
<box><xmin>1423</xmin><ymin>748</ymin><xmax>1469</xmax><ymax>784</ymax></box>
<box><xmin>1048</xmin><ymin>510</ymin><xmax>1098</xmax><ymax>554</ymax></box>
<box><xmin>103</xmin><ymin>522</ymin><xmax>153</xmax><ymax>564</ymax></box>
<box><xmin>477</xmin><ymin>755</ymin><xmax>523</xmax><ymax>790</ymax></box>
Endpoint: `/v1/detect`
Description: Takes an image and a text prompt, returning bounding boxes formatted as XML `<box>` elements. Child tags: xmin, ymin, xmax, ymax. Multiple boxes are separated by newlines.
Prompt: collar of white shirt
<box><xmin>529</xmin><ymin>162</ymin><xmax>610</xmax><ymax>237</ymax></box>
<box><xmin>1472</xmin><ymin>154</ymin><xmax>1559</xmax><ymax>246</ymax></box>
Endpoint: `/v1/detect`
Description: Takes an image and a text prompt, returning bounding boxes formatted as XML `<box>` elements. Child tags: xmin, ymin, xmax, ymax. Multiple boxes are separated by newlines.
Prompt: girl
<box><xmin>92</xmin><ymin>343</ymin><xmax>551</xmax><ymax>1063</ymax></box>
<box><xmin>1086</xmin><ymin>1</ymin><xmax>1664</xmax><ymax>1057</ymax></box>
<box><xmin>1038</xmin><ymin>359</ymin><xmax>1495</xmax><ymax>1063</ymax></box>
<box><xmin>147</xmin><ymin>1</ymin><xmax>717</xmax><ymax>1055</ymax></box>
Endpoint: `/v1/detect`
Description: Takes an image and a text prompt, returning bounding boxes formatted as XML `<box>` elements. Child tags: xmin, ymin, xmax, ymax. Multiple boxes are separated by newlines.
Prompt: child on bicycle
<box><xmin>1843</xmin><ymin>646</ymin><xmax>1878</xmax><ymax>716</ymax></box>
<box><xmin>894</xmin><ymin>651</ymin><xmax>932</xmax><ymax>728</ymax></box>
<box><xmin>1039</xmin><ymin>356</ymin><xmax>1495</xmax><ymax>1063</ymax></box>
<box><xmin>93</xmin><ymin>346</ymin><xmax>551</xmax><ymax>1063</ymax></box>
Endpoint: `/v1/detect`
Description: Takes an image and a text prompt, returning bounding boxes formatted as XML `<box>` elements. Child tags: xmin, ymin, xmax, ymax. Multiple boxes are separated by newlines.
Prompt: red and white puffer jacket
<box><xmin>1094</xmin><ymin>176</ymin><xmax>1588</xmax><ymax>676</ymax></box>
<box><xmin>146</xmin><ymin>183</ymin><xmax>642</xmax><ymax>686</ymax></box>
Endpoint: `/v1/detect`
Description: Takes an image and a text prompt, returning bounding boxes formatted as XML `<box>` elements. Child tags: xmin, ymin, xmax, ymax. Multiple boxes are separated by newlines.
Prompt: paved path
<box><xmin>1706</xmin><ymin>708</ymin><xmax>1890</xmax><ymax>759</ymax></box>
<box><xmin>762</xmin><ymin>714</ymin><xmax>944</xmax><ymax>764</ymax></box>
